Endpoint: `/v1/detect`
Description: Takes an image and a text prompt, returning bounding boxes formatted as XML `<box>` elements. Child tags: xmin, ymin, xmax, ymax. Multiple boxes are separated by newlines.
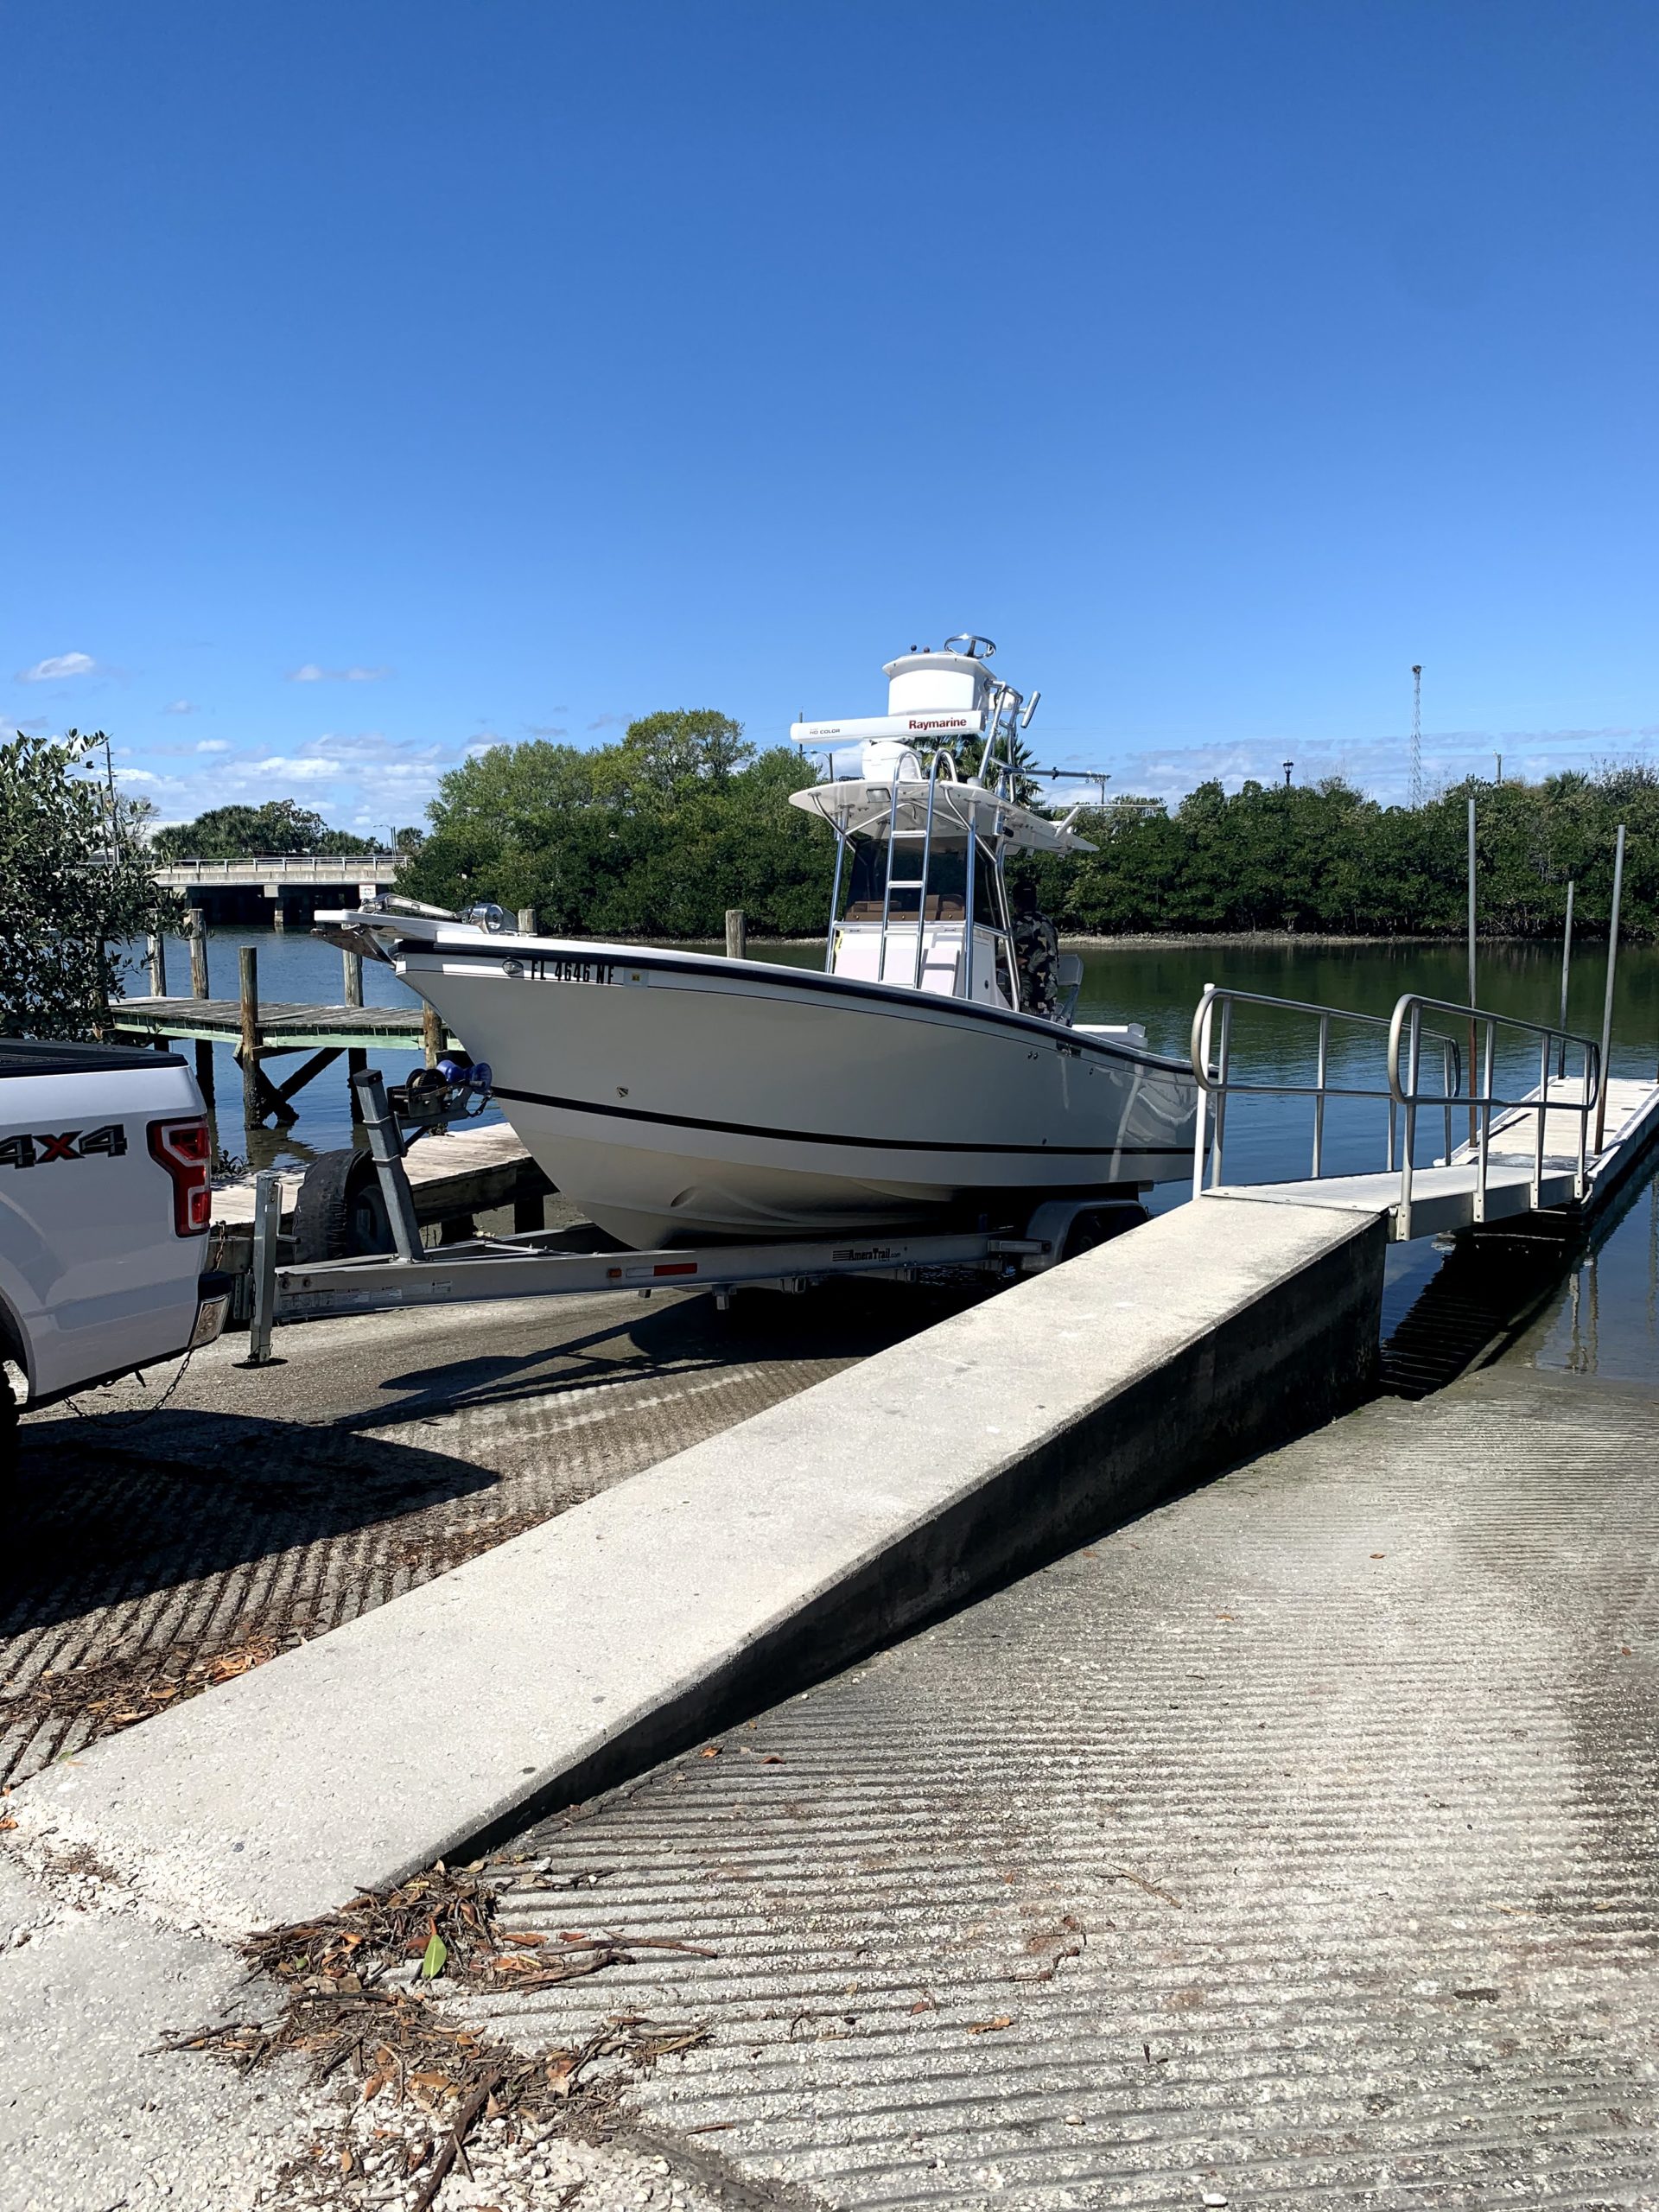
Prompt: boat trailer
<box><xmin>238</xmin><ymin>1069</ymin><xmax>1144</xmax><ymax>1367</ymax></box>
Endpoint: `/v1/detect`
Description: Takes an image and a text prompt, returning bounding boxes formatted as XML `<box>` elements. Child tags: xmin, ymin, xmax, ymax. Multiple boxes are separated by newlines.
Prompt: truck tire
<box><xmin>291</xmin><ymin>1148</ymin><xmax>397</xmax><ymax>1262</ymax></box>
<box><xmin>0</xmin><ymin>1365</ymin><xmax>17</xmax><ymax>1500</ymax></box>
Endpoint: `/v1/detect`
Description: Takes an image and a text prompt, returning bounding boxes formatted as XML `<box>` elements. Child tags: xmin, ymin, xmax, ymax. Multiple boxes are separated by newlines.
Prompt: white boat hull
<box><xmin>389</xmin><ymin>930</ymin><xmax>1197</xmax><ymax>1248</ymax></box>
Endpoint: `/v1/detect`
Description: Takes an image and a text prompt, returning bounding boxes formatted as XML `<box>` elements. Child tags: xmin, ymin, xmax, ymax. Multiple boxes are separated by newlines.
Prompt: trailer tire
<box><xmin>1060</xmin><ymin>1201</ymin><xmax>1149</xmax><ymax>1262</ymax></box>
<box><xmin>292</xmin><ymin>1148</ymin><xmax>397</xmax><ymax>1262</ymax></box>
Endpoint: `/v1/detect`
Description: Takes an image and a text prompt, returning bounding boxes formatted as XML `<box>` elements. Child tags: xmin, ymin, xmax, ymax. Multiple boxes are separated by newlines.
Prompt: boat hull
<box><xmin>394</xmin><ymin>935</ymin><xmax>1198</xmax><ymax>1247</ymax></box>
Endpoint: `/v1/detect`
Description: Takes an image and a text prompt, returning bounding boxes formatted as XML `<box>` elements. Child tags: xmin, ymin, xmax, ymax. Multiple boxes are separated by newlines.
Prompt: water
<box><xmin>120</xmin><ymin>925</ymin><xmax>1658</xmax><ymax>1376</ymax></box>
<box><xmin>1521</xmin><ymin>1162</ymin><xmax>1659</xmax><ymax>1383</ymax></box>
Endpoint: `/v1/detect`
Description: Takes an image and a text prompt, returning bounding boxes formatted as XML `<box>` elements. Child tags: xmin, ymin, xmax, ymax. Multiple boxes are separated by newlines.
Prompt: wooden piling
<box><xmin>147</xmin><ymin>932</ymin><xmax>168</xmax><ymax>996</ymax></box>
<box><xmin>342</xmin><ymin>948</ymin><xmax>364</xmax><ymax>1007</ymax></box>
<box><xmin>238</xmin><ymin>945</ymin><xmax>261</xmax><ymax>1125</ymax></box>
<box><xmin>188</xmin><ymin>915</ymin><xmax>214</xmax><ymax>1103</ymax></box>
<box><xmin>725</xmin><ymin>907</ymin><xmax>747</xmax><ymax>960</ymax></box>
<box><xmin>517</xmin><ymin>906</ymin><xmax>538</xmax><ymax>935</ymax></box>
<box><xmin>422</xmin><ymin>1001</ymin><xmax>442</xmax><ymax>1068</ymax></box>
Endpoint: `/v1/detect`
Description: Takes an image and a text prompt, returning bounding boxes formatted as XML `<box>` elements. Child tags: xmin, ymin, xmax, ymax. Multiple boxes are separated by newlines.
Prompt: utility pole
<box><xmin>1282</xmin><ymin>760</ymin><xmax>1294</xmax><ymax>788</ymax></box>
<box><xmin>1409</xmin><ymin>665</ymin><xmax>1423</xmax><ymax>808</ymax></box>
<box><xmin>1494</xmin><ymin>752</ymin><xmax>1503</xmax><ymax>785</ymax></box>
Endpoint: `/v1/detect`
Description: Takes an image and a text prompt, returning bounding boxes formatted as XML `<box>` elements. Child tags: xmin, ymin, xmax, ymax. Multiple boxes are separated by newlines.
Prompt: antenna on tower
<box><xmin>1409</xmin><ymin>664</ymin><xmax>1424</xmax><ymax>808</ymax></box>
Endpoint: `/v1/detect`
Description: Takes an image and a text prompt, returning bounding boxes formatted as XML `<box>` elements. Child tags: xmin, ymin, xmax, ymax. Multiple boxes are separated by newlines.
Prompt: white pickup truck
<box><xmin>0</xmin><ymin>1039</ymin><xmax>232</xmax><ymax>1473</ymax></box>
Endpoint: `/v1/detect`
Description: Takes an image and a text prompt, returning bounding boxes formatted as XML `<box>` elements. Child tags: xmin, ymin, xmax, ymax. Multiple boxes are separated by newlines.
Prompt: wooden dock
<box><xmin>112</xmin><ymin>926</ymin><xmax>451</xmax><ymax>1126</ymax></box>
<box><xmin>115</xmin><ymin>996</ymin><xmax>432</xmax><ymax>1051</ymax></box>
<box><xmin>114</xmin><ymin>992</ymin><xmax>449</xmax><ymax>1126</ymax></box>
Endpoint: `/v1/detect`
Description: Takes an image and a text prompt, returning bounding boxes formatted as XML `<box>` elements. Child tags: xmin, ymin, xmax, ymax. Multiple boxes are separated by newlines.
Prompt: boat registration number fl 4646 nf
<box><xmin>500</xmin><ymin>956</ymin><xmax>649</xmax><ymax>988</ymax></box>
<box><xmin>321</xmin><ymin>633</ymin><xmax>1197</xmax><ymax>1248</ymax></box>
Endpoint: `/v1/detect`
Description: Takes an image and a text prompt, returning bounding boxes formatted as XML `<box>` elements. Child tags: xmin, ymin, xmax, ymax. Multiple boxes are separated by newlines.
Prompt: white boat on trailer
<box><xmin>326</xmin><ymin>636</ymin><xmax>1198</xmax><ymax>1249</ymax></box>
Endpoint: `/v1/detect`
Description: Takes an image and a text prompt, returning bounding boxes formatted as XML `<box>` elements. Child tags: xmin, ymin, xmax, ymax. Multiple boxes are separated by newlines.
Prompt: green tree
<box><xmin>150</xmin><ymin>798</ymin><xmax>377</xmax><ymax>861</ymax></box>
<box><xmin>402</xmin><ymin>721</ymin><xmax>1656</xmax><ymax>948</ymax></box>
<box><xmin>0</xmin><ymin>729</ymin><xmax>179</xmax><ymax>1039</ymax></box>
<box><xmin>402</xmin><ymin>711</ymin><xmax>826</xmax><ymax>937</ymax></box>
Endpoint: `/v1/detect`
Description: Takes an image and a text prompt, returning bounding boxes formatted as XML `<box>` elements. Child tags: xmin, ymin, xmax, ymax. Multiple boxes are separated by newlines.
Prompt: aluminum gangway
<box><xmin>1190</xmin><ymin>984</ymin><xmax>1659</xmax><ymax>1241</ymax></box>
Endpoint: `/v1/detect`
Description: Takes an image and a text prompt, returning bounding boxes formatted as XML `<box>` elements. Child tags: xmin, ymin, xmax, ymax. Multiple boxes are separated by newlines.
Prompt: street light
<box><xmin>1282</xmin><ymin>760</ymin><xmax>1294</xmax><ymax>788</ymax></box>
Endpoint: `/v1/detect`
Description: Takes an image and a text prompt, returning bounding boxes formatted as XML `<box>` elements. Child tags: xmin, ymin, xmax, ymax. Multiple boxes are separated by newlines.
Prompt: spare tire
<box><xmin>291</xmin><ymin>1148</ymin><xmax>396</xmax><ymax>1262</ymax></box>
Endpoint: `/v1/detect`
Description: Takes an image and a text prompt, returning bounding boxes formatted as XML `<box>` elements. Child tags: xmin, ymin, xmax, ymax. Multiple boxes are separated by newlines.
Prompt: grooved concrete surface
<box><xmin>3</xmin><ymin>1278</ymin><xmax>929</xmax><ymax>1788</ymax></box>
<box><xmin>482</xmin><ymin>1364</ymin><xmax>1659</xmax><ymax>2210</ymax></box>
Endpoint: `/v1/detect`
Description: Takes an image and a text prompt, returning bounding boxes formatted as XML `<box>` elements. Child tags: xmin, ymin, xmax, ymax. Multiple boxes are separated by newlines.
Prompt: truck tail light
<box><xmin>147</xmin><ymin>1117</ymin><xmax>213</xmax><ymax>1236</ymax></box>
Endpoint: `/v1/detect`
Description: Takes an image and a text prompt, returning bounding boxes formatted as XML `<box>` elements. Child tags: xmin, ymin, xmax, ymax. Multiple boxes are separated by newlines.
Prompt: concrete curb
<box><xmin>11</xmin><ymin>1195</ymin><xmax>1384</xmax><ymax>1935</ymax></box>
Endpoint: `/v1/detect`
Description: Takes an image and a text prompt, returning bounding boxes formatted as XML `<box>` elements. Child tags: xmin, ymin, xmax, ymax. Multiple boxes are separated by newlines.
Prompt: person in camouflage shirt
<box><xmin>1011</xmin><ymin>879</ymin><xmax>1059</xmax><ymax>1018</ymax></box>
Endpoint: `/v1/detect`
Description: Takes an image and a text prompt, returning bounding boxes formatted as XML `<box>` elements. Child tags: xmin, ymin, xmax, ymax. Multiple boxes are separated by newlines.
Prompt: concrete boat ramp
<box><xmin>489</xmin><ymin>1361</ymin><xmax>1659</xmax><ymax>2206</ymax></box>
<box><xmin>3</xmin><ymin>1073</ymin><xmax>1657</xmax><ymax>2207</ymax></box>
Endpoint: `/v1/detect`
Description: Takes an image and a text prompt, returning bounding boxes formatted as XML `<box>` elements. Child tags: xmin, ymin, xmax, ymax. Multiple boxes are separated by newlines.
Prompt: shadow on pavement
<box><xmin>354</xmin><ymin>1274</ymin><xmax>983</xmax><ymax>1430</ymax></box>
<box><xmin>3</xmin><ymin>1412</ymin><xmax>499</xmax><ymax>1641</ymax></box>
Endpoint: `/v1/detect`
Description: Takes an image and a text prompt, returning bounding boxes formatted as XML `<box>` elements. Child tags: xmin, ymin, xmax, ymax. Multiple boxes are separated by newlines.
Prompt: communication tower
<box><xmin>1409</xmin><ymin>664</ymin><xmax>1424</xmax><ymax>808</ymax></box>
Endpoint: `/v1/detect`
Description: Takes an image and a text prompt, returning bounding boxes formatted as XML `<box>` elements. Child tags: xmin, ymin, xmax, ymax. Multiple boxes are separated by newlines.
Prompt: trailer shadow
<box><xmin>347</xmin><ymin>1274</ymin><xmax>987</xmax><ymax>1434</ymax></box>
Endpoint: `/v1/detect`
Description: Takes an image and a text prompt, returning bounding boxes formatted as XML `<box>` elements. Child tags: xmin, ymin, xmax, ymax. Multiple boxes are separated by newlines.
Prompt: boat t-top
<box><xmin>332</xmin><ymin>636</ymin><xmax>1198</xmax><ymax>1247</ymax></box>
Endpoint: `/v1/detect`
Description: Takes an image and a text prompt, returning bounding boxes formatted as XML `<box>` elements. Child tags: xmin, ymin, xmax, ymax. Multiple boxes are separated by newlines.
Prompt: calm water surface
<box><xmin>122</xmin><ymin>925</ymin><xmax>1658</xmax><ymax>1378</ymax></box>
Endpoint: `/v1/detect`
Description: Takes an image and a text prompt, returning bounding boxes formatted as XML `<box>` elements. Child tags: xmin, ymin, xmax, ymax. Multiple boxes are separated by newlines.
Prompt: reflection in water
<box><xmin>1526</xmin><ymin>1160</ymin><xmax>1659</xmax><ymax>1383</ymax></box>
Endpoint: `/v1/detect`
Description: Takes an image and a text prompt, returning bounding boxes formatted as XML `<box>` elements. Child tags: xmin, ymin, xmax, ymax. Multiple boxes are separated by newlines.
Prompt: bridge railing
<box><xmin>1189</xmin><ymin>983</ymin><xmax>1601</xmax><ymax>1236</ymax></box>
<box><xmin>148</xmin><ymin>853</ymin><xmax>401</xmax><ymax>885</ymax></box>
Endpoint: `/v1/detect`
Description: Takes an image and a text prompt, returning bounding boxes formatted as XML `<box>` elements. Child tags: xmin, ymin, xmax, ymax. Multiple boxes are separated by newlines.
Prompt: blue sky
<box><xmin>3</xmin><ymin>1</ymin><xmax>1656</xmax><ymax>835</ymax></box>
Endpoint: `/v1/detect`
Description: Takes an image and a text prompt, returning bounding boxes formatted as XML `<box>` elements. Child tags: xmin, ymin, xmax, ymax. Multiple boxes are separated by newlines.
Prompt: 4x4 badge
<box><xmin>0</xmin><ymin>1124</ymin><xmax>128</xmax><ymax>1170</ymax></box>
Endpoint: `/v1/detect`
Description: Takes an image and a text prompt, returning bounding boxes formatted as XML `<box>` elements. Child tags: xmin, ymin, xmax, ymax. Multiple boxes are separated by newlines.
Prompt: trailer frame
<box><xmin>238</xmin><ymin>1069</ymin><xmax>1141</xmax><ymax>1366</ymax></box>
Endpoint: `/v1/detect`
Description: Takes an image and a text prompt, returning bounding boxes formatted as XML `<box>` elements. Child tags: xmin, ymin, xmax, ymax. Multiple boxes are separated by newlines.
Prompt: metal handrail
<box><xmin>1189</xmin><ymin>982</ymin><xmax>1604</xmax><ymax>1239</ymax></box>
<box><xmin>1189</xmin><ymin>985</ymin><xmax>1464</xmax><ymax>1199</ymax></box>
<box><xmin>1386</xmin><ymin>993</ymin><xmax>1601</xmax><ymax>1239</ymax></box>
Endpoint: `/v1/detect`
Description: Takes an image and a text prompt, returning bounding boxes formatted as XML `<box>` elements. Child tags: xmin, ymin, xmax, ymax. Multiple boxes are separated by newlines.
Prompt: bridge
<box><xmin>149</xmin><ymin>850</ymin><xmax>402</xmax><ymax>923</ymax></box>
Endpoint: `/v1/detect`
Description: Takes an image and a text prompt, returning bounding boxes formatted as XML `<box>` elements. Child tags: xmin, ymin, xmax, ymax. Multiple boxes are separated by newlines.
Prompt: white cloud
<box><xmin>162</xmin><ymin>698</ymin><xmax>196</xmax><ymax>715</ymax></box>
<box><xmin>195</xmin><ymin>738</ymin><xmax>231</xmax><ymax>753</ymax></box>
<box><xmin>253</xmin><ymin>755</ymin><xmax>337</xmax><ymax>780</ymax></box>
<box><xmin>524</xmin><ymin>723</ymin><xmax>568</xmax><ymax>737</ymax></box>
<box><xmin>113</xmin><ymin>766</ymin><xmax>166</xmax><ymax>785</ymax></box>
<box><xmin>16</xmin><ymin>651</ymin><xmax>99</xmax><ymax>683</ymax></box>
<box><xmin>286</xmin><ymin>663</ymin><xmax>392</xmax><ymax>683</ymax></box>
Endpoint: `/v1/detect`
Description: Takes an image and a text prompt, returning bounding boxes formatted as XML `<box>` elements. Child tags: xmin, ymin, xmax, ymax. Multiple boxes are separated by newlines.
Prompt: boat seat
<box><xmin>833</xmin><ymin>925</ymin><xmax>964</xmax><ymax>994</ymax></box>
<box><xmin>842</xmin><ymin>895</ymin><xmax>966</xmax><ymax>921</ymax></box>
